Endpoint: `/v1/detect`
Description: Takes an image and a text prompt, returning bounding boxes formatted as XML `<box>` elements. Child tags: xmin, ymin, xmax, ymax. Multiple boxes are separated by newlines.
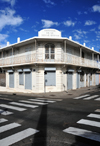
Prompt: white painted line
<box><xmin>77</xmin><ymin>119</ymin><xmax>100</xmax><ymax>128</ymax></box>
<box><xmin>1</xmin><ymin>111</ymin><xmax>13</xmax><ymax>115</ymax></box>
<box><xmin>0</xmin><ymin>104</ymin><xmax>26</xmax><ymax>111</ymax></box>
<box><xmin>9</xmin><ymin>102</ymin><xmax>38</xmax><ymax>108</ymax></box>
<box><xmin>95</xmin><ymin>98</ymin><xmax>100</xmax><ymax>101</ymax></box>
<box><xmin>95</xmin><ymin>109</ymin><xmax>100</xmax><ymax>112</ymax></box>
<box><xmin>83</xmin><ymin>95</ymin><xmax>99</xmax><ymax>100</ymax></box>
<box><xmin>29</xmin><ymin>99</ymin><xmax>56</xmax><ymax>103</ymax></box>
<box><xmin>0</xmin><ymin>118</ymin><xmax>8</xmax><ymax>123</ymax></box>
<box><xmin>74</xmin><ymin>94</ymin><xmax>90</xmax><ymax>99</ymax></box>
<box><xmin>19</xmin><ymin>100</ymin><xmax>48</xmax><ymax>105</ymax></box>
<box><xmin>63</xmin><ymin>127</ymin><xmax>100</xmax><ymax>142</ymax></box>
<box><xmin>0</xmin><ymin>128</ymin><xmax>39</xmax><ymax>146</ymax></box>
<box><xmin>0</xmin><ymin>122</ymin><xmax>21</xmax><ymax>133</ymax></box>
<box><xmin>87</xmin><ymin>113</ymin><xmax>100</xmax><ymax>119</ymax></box>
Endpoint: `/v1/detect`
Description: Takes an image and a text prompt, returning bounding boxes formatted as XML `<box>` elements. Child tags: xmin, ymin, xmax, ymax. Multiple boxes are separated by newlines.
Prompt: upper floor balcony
<box><xmin>0</xmin><ymin>51</ymin><xmax>99</xmax><ymax>69</ymax></box>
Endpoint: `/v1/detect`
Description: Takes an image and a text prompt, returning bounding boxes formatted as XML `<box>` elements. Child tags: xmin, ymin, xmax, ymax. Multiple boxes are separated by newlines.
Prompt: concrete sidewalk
<box><xmin>0</xmin><ymin>86</ymin><xmax>99</xmax><ymax>99</ymax></box>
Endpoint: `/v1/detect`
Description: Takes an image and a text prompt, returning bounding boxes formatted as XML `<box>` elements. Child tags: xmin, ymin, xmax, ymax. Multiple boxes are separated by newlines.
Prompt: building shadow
<box><xmin>32</xmin><ymin>103</ymin><xmax>47</xmax><ymax>146</ymax></box>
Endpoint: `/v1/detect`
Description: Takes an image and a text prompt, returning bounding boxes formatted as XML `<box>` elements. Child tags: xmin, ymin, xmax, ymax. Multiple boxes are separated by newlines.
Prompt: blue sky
<box><xmin>0</xmin><ymin>0</ymin><xmax>100</xmax><ymax>52</ymax></box>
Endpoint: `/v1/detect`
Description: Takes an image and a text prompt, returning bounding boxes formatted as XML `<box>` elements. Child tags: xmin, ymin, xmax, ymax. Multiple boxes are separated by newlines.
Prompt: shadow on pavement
<box><xmin>32</xmin><ymin>103</ymin><xmax>47</xmax><ymax>146</ymax></box>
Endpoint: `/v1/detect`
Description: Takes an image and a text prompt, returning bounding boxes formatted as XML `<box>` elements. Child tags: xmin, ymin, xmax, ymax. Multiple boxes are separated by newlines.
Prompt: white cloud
<box><xmin>98</xmin><ymin>25</ymin><xmax>100</xmax><ymax>29</ymax></box>
<box><xmin>64</xmin><ymin>20</ymin><xmax>76</xmax><ymax>27</ymax></box>
<box><xmin>41</xmin><ymin>19</ymin><xmax>59</xmax><ymax>28</ymax></box>
<box><xmin>0</xmin><ymin>8</ymin><xmax>23</xmax><ymax>31</ymax></box>
<box><xmin>1</xmin><ymin>0</ymin><xmax>16</xmax><ymax>7</ymax></box>
<box><xmin>43</xmin><ymin>0</ymin><xmax>55</xmax><ymax>5</ymax></box>
<box><xmin>85</xmin><ymin>20</ymin><xmax>96</xmax><ymax>26</ymax></box>
<box><xmin>74</xmin><ymin>34</ymin><xmax>81</xmax><ymax>39</ymax></box>
<box><xmin>0</xmin><ymin>34</ymin><xmax>8</xmax><ymax>42</ymax></box>
<box><xmin>92</xmin><ymin>5</ymin><xmax>100</xmax><ymax>12</ymax></box>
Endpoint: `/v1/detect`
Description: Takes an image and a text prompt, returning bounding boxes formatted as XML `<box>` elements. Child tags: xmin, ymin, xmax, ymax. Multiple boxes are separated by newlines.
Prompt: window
<box><xmin>19</xmin><ymin>72</ymin><xmax>24</xmax><ymax>85</ymax></box>
<box><xmin>90</xmin><ymin>74</ymin><xmax>92</xmax><ymax>81</ymax></box>
<box><xmin>45</xmin><ymin>44</ymin><xmax>55</xmax><ymax>60</ymax></box>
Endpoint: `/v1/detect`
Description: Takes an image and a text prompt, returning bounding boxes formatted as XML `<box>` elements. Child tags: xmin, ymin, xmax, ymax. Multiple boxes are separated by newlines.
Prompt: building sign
<box><xmin>38</xmin><ymin>29</ymin><xmax>61</xmax><ymax>38</ymax></box>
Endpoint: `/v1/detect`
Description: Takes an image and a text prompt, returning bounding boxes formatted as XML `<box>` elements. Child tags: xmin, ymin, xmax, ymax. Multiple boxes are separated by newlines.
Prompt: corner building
<box><xmin>0</xmin><ymin>29</ymin><xmax>100</xmax><ymax>93</ymax></box>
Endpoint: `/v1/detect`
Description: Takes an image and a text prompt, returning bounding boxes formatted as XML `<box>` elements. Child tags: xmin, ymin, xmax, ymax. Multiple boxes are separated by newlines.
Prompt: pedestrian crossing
<box><xmin>0</xmin><ymin>118</ymin><xmax>39</xmax><ymax>146</ymax></box>
<box><xmin>63</xmin><ymin>108</ymin><xmax>100</xmax><ymax>143</ymax></box>
<box><xmin>0</xmin><ymin>97</ymin><xmax>62</xmax><ymax>145</ymax></box>
<box><xmin>0</xmin><ymin>98</ymin><xmax>62</xmax><ymax>115</ymax></box>
<box><xmin>74</xmin><ymin>94</ymin><xmax>100</xmax><ymax>101</ymax></box>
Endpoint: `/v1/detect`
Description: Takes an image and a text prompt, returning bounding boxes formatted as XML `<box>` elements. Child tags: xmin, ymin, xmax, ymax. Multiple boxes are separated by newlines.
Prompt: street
<box><xmin>0</xmin><ymin>87</ymin><xmax>100</xmax><ymax>146</ymax></box>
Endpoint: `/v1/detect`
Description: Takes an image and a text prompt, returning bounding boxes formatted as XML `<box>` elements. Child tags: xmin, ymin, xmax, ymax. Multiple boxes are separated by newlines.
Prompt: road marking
<box><xmin>63</xmin><ymin>127</ymin><xmax>100</xmax><ymax>142</ymax></box>
<box><xmin>0</xmin><ymin>109</ymin><xmax>13</xmax><ymax>115</ymax></box>
<box><xmin>0</xmin><ymin>104</ymin><xmax>26</xmax><ymax>111</ymax></box>
<box><xmin>0</xmin><ymin>118</ymin><xmax>8</xmax><ymax>123</ymax></box>
<box><xmin>74</xmin><ymin>94</ymin><xmax>90</xmax><ymax>99</ymax></box>
<box><xmin>87</xmin><ymin>113</ymin><xmax>100</xmax><ymax>119</ymax></box>
<box><xmin>95</xmin><ymin>98</ymin><xmax>100</xmax><ymax>101</ymax></box>
<box><xmin>29</xmin><ymin>99</ymin><xmax>56</xmax><ymax>103</ymax></box>
<box><xmin>95</xmin><ymin>109</ymin><xmax>100</xmax><ymax>112</ymax></box>
<box><xmin>1</xmin><ymin>111</ymin><xmax>13</xmax><ymax>115</ymax></box>
<box><xmin>0</xmin><ymin>97</ymin><xmax>12</xmax><ymax>101</ymax></box>
<box><xmin>77</xmin><ymin>119</ymin><xmax>100</xmax><ymax>127</ymax></box>
<box><xmin>83</xmin><ymin>95</ymin><xmax>99</xmax><ymax>100</ymax></box>
<box><xmin>0</xmin><ymin>122</ymin><xmax>21</xmax><ymax>133</ymax></box>
<box><xmin>0</xmin><ymin>128</ymin><xmax>39</xmax><ymax>146</ymax></box>
<box><xmin>19</xmin><ymin>100</ymin><xmax>48</xmax><ymax>105</ymax></box>
<box><xmin>9</xmin><ymin>102</ymin><xmax>38</xmax><ymax>108</ymax></box>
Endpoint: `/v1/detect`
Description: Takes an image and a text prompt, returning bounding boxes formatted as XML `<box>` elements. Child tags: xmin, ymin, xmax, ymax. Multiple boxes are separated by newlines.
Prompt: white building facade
<box><xmin>0</xmin><ymin>29</ymin><xmax>100</xmax><ymax>93</ymax></box>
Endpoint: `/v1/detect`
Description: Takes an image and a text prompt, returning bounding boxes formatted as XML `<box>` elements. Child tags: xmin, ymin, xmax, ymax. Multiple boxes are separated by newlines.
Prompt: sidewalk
<box><xmin>0</xmin><ymin>86</ymin><xmax>99</xmax><ymax>99</ymax></box>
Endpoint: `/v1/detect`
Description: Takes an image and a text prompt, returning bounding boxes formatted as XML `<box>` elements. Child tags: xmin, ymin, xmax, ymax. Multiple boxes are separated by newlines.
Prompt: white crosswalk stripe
<box><xmin>87</xmin><ymin>113</ymin><xmax>100</xmax><ymax>119</ymax></box>
<box><xmin>0</xmin><ymin>118</ymin><xmax>8</xmax><ymax>123</ymax></box>
<box><xmin>95</xmin><ymin>97</ymin><xmax>100</xmax><ymax>101</ymax></box>
<box><xmin>0</xmin><ymin>122</ymin><xmax>21</xmax><ymax>133</ymax></box>
<box><xmin>9</xmin><ymin>102</ymin><xmax>39</xmax><ymax>108</ymax></box>
<box><xmin>74</xmin><ymin>94</ymin><xmax>90</xmax><ymax>99</ymax></box>
<box><xmin>0</xmin><ymin>108</ymin><xmax>13</xmax><ymax>115</ymax></box>
<box><xmin>0</xmin><ymin>128</ymin><xmax>39</xmax><ymax>146</ymax></box>
<box><xmin>63</xmin><ymin>127</ymin><xmax>100</xmax><ymax>142</ymax></box>
<box><xmin>83</xmin><ymin>95</ymin><xmax>99</xmax><ymax>100</ymax></box>
<box><xmin>0</xmin><ymin>104</ymin><xmax>26</xmax><ymax>111</ymax></box>
<box><xmin>29</xmin><ymin>99</ymin><xmax>56</xmax><ymax>103</ymax></box>
<box><xmin>77</xmin><ymin>119</ymin><xmax>100</xmax><ymax>128</ymax></box>
<box><xmin>95</xmin><ymin>109</ymin><xmax>100</xmax><ymax>112</ymax></box>
<box><xmin>19</xmin><ymin>100</ymin><xmax>48</xmax><ymax>105</ymax></box>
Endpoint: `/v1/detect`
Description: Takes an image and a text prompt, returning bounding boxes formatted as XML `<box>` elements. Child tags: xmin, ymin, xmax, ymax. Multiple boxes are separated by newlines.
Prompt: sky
<box><xmin>0</xmin><ymin>0</ymin><xmax>100</xmax><ymax>52</ymax></box>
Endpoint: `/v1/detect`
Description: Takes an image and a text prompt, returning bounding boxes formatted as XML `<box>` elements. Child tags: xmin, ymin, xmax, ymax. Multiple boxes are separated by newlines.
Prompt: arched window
<box><xmin>45</xmin><ymin>43</ymin><xmax>55</xmax><ymax>60</ymax></box>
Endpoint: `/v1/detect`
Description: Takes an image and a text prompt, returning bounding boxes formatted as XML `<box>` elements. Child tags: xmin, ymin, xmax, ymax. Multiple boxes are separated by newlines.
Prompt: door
<box><xmin>45</xmin><ymin>71</ymin><xmax>56</xmax><ymax>86</ymax></box>
<box><xmin>9</xmin><ymin>72</ymin><xmax>14</xmax><ymax>88</ymax></box>
<box><xmin>25</xmin><ymin>72</ymin><xmax>32</xmax><ymax>89</ymax></box>
<box><xmin>77</xmin><ymin>73</ymin><xmax>80</xmax><ymax>88</ymax></box>
<box><xmin>67</xmin><ymin>73</ymin><xmax>73</xmax><ymax>90</ymax></box>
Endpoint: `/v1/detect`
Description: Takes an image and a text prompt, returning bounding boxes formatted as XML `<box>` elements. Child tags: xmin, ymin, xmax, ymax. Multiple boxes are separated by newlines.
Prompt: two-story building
<box><xmin>0</xmin><ymin>29</ymin><xmax>100</xmax><ymax>93</ymax></box>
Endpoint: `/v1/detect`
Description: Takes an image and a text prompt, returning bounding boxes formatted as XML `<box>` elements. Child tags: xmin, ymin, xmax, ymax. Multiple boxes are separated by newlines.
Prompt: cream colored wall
<box><xmin>6</xmin><ymin>72</ymin><xmax>9</xmax><ymax>88</ymax></box>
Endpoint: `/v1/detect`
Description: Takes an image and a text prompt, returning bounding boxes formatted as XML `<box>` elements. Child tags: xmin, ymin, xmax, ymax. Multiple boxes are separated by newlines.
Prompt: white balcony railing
<box><xmin>0</xmin><ymin>52</ymin><xmax>99</xmax><ymax>69</ymax></box>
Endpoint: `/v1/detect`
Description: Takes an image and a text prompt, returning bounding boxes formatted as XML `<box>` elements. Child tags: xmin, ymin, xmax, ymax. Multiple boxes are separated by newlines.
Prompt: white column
<box><xmin>35</xmin><ymin>39</ymin><xmax>37</xmax><ymax>62</ymax></box>
<box><xmin>92</xmin><ymin>53</ymin><xmax>94</xmax><ymax>67</ymax></box>
<box><xmin>64</xmin><ymin>40</ymin><xmax>66</xmax><ymax>62</ymax></box>
<box><xmin>80</xmin><ymin>47</ymin><xmax>82</xmax><ymax>65</ymax></box>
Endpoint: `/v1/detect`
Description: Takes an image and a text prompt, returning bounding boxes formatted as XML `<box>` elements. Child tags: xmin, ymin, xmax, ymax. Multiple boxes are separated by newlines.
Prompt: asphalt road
<box><xmin>0</xmin><ymin>89</ymin><xmax>100</xmax><ymax>146</ymax></box>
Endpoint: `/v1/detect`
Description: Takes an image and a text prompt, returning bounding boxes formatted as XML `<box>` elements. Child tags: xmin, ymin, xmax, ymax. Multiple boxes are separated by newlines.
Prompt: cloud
<box><xmin>74</xmin><ymin>34</ymin><xmax>81</xmax><ymax>39</ymax></box>
<box><xmin>0</xmin><ymin>33</ymin><xmax>8</xmax><ymax>42</ymax></box>
<box><xmin>92</xmin><ymin>5</ymin><xmax>100</xmax><ymax>12</ymax></box>
<box><xmin>43</xmin><ymin>0</ymin><xmax>55</xmax><ymax>5</ymax></box>
<box><xmin>1</xmin><ymin>0</ymin><xmax>16</xmax><ymax>7</ymax></box>
<box><xmin>0</xmin><ymin>8</ymin><xmax>23</xmax><ymax>31</ymax></box>
<box><xmin>85</xmin><ymin>20</ymin><xmax>96</xmax><ymax>26</ymax></box>
<box><xmin>64</xmin><ymin>20</ymin><xmax>76</xmax><ymax>27</ymax></box>
<box><xmin>98</xmin><ymin>25</ymin><xmax>100</xmax><ymax>29</ymax></box>
<box><xmin>41</xmin><ymin>19</ymin><xmax>59</xmax><ymax>28</ymax></box>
